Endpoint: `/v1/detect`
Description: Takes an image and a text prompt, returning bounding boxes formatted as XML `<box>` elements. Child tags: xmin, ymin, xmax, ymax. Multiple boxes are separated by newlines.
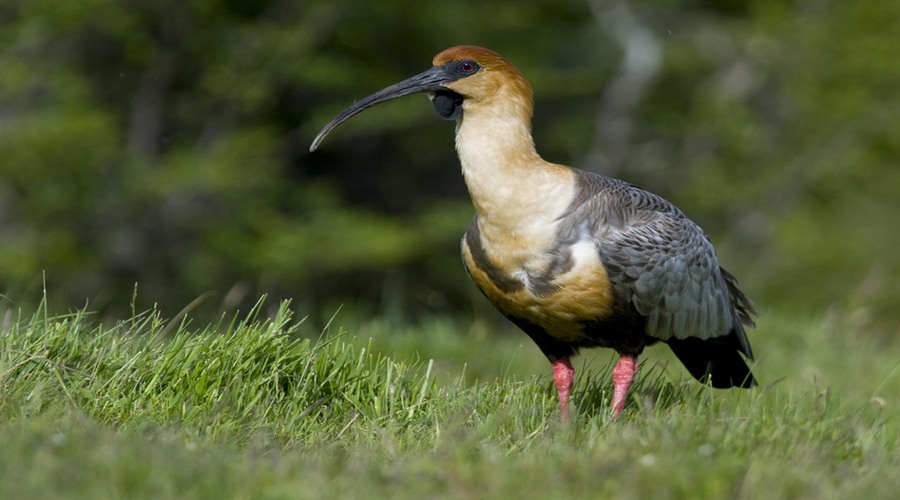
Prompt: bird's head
<box><xmin>310</xmin><ymin>46</ymin><xmax>533</xmax><ymax>152</ymax></box>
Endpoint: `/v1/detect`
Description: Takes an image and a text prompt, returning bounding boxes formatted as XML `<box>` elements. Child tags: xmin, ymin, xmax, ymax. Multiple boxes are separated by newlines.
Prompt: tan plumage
<box><xmin>311</xmin><ymin>46</ymin><xmax>757</xmax><ymax>419</ymax></box>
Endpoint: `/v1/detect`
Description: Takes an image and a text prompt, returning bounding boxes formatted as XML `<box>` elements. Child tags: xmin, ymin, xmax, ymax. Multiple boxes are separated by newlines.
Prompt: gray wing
<box><xmin>572</xmin><ymin>176</ymin><xmax>736</xmax><ymax>341</ymax></box>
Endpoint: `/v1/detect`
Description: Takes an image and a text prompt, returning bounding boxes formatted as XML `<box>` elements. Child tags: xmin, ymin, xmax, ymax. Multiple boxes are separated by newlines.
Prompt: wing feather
<box><xmin>571</xmin><ymin>175</ymin><xmax>738</xmax><ymax>341</ymax></box>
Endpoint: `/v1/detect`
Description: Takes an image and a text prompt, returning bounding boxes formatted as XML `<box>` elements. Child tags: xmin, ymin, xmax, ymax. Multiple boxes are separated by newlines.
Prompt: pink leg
<box><xmin>610</xmin><ymin>355</ymin><xmax>638</xmax><ymax>418</ymax></box>
<box><xmin>552</xmin><ymin>357</ymin><xmax>575</xmax><ymax>421</ymax></box>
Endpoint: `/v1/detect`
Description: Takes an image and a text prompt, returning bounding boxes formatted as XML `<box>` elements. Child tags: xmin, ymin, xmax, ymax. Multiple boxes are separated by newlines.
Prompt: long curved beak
<box><xmin>309</xmin><ymin>66</ymin><xmax>454</xmax><ymax>152</ymax></box>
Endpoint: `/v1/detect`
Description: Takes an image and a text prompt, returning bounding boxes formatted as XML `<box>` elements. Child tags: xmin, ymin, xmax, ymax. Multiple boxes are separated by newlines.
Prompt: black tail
<box><xmin>665</xmin><ymin>331</ymin><xmax>756</xmax><ymax>388</ymax></box>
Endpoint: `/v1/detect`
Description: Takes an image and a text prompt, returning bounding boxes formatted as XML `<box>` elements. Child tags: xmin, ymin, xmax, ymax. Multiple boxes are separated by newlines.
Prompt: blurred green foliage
<box><xmin>1</xmin><ymin>0</ymin><xmax>898</xmax><ymax>326</ymax></box>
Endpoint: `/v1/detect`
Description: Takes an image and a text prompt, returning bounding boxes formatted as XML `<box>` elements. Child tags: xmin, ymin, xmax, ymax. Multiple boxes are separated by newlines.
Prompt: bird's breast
<box><xmin>462</xmin><ymin>231</ymin><xmax>615</xmax><ymax>341</ymax></box>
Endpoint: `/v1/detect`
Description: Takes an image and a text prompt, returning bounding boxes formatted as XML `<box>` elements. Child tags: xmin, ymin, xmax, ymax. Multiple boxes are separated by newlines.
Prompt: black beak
<box><xmin>309</xmin><ymin>65</ymin><xmax>456</xmax><ymax>152</ymax></box>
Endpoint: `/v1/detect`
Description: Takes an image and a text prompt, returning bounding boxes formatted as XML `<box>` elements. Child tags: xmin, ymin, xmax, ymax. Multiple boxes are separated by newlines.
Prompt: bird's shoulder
<box><xmin>564</xmin><ymin>169</ymin><xmax>687</xmax><ymax>229</ymax></box>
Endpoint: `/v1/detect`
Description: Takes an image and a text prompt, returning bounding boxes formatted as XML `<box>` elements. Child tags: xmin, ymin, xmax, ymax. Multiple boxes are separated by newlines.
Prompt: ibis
<box><xmin>310</xmin><ymin>46</ymin><xmax>756</xmax><ymax>419</ymax></box>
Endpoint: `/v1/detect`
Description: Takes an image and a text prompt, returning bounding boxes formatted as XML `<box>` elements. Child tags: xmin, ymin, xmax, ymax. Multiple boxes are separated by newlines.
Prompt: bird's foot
<box><xmin>552</xmin><ymin>357</ymin><xmax>575</xmax><ymax>421</ymax></box>
<box><xmin>610</xmin><ymin>355</ymin><xmax>638</xmax><ymax>418</ymax></box>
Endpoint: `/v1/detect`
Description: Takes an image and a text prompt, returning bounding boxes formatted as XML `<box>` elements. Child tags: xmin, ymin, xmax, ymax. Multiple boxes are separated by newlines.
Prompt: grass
<box><xmin>0</xmin><ymin>297</ymin><xmax>898</xmax><ymax>499</ymax></box>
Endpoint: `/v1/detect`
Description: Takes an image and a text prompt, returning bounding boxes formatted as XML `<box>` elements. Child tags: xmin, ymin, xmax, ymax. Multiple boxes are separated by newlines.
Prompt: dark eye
<box><xmin>457</xmin><ymin>61</ymin><xmax>478</xmax><ymax>74</ymax></box>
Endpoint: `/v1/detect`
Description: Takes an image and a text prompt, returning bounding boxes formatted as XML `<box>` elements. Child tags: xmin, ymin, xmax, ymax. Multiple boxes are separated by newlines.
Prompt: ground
<box><xmin>0</xmin><ymin>300</ymin><xmax>897</xmax><ymax>499</ymax></box>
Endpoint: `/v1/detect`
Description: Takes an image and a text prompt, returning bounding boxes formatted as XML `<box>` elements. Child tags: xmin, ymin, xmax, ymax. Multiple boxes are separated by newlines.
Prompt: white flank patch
<box><xmin>566</xmin><ymin>240</ymin><xmax>601</xmax><ymax>277</ymax></box>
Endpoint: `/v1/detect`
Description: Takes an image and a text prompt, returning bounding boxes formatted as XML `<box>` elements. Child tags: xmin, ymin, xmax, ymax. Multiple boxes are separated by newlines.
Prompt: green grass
<box><xmin>1</xmin><ymin>298</ymin><xmax>898</xmax><ymax>499</ymax></box>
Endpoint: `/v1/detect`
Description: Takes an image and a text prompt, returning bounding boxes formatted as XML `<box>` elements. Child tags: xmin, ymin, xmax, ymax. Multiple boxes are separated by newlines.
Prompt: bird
<box><xmin>310</xmin><ymin>46</ymin><xmax>757</xmax><ymax>419</ymax></box>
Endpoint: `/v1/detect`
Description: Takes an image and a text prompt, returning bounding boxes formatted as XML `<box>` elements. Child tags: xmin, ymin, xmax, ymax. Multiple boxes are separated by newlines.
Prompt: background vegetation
<box><xmin>2</xmin><ymin>0</ymin><xmax>898</xmax><ymax>328</ymax></box>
